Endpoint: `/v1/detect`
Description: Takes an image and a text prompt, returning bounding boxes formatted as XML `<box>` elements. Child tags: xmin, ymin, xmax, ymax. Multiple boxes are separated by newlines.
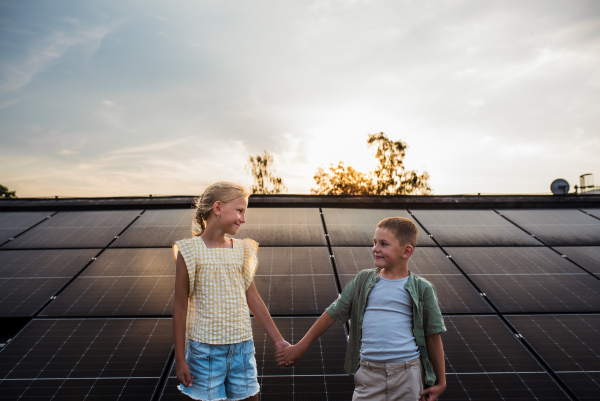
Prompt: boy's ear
<box><xmin>403</xmin><ymin>244</ymin><xmax>415</xmax><ymax>259</ymax></box>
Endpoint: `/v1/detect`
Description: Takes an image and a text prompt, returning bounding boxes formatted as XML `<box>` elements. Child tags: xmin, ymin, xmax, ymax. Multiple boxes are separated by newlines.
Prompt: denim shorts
<box><xmin>178</xmin><ymin>339</ymin><xmax>260</xmax><ymax>401</ymax></box>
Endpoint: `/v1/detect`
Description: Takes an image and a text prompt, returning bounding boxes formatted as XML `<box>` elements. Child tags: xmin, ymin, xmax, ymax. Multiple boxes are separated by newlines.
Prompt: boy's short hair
<box><xmin>377</xmin><ymin>217</ymin><xmax>418</xmax><ymax>248</ymax></box>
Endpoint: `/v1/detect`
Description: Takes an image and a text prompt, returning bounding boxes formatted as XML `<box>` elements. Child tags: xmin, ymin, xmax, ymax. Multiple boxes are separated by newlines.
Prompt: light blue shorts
<box><xmin>178</xmin><ymin>339</ymin><xmax>260</xmax><ymax>401</ymax></box>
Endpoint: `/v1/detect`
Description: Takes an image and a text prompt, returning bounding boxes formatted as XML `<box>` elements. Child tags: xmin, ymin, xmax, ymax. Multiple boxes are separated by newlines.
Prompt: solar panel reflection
<box><xmin>410</xmin><ymin>210</ymin><xmax>540</xmax><ymax>246</ymax></box>
<box><xmin>322</xmin><ymin>208</ymin><xmax>435</xmax><ymax>246</ymax></box>
<box><xmin>0</xmin><ymin>249</ymin><xmax>97</xmax><ymax>278</ymax></box>
<box><xmin>232</xmin><ymin>208</ymin><xmax>326</xmax><ymax>246</ymax></box>
<box><xmin>500</xmin><ymin>209</ymin><xmax>600</xmax><ymax>246</ymax></box>
<box><xmin>2</xmin><ymin>211</ymin><xmax>140</xmax><ymax>249</ymax></box>
<box><xmin>111</xmin><ymin>209</ymin><xmax>194</xmax><ymax>248</ymax></box>
<box><xmin>554</xmin><ymin>246</ymin><xmax>600</xmax><ymax>277</ymax></box>
<box><xmin>0</xmin><ymin>212</ymin><xmax>51</xmax><ymax>244</ymax></box>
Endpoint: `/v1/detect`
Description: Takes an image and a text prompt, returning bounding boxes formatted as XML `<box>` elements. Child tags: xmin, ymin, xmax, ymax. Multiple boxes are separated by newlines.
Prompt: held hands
<box><xmin>274</xmin><ymin>340</ymin><xmax>294</xmax><ymax>367</ymax></box>
<box><xmin>176</xmin><ymin>360</ymin><xmax>193</xmax><ymax>388</ymax></box>
<box><xmin>275</xmin><ymin>343</ymin><xmax>306</xmax><ymax>368</ymax></box>
<box><xmin>419</xmin><ymin>383</ymin><xmax>446</xmax><ymax>401</ymax></box>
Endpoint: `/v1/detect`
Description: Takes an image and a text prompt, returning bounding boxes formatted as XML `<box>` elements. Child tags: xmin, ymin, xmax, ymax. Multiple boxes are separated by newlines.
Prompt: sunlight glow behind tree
<box><xmin>246</xmin><ymin>151</ymin><xmax>287</xmax><ymax>194</ymax></box>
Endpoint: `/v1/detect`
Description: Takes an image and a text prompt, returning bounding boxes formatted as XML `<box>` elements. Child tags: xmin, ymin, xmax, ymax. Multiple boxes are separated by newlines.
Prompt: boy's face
<box><xmin>372</xmin><ymin>227</ymin><xmax>413</xmax><ymax>269</ymax></box>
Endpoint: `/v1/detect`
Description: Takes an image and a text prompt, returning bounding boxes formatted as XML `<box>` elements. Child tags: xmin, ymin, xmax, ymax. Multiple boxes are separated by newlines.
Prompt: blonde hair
<box><xmin>192</xmin><ymin>182</ymin><xmax>249</xmax><ymax>236</ymax></box>
<box><xmin>377</xmin><ymin>217</ymin><xmax>418</xmax><ymax>248</ymax></box>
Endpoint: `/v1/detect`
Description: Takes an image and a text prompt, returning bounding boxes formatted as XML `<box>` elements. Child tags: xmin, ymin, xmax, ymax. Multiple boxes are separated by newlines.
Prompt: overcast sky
<box><xmin>1</xmin><ymin>0</ymin><xmax>599</xmax><ymax>197</ymax></box>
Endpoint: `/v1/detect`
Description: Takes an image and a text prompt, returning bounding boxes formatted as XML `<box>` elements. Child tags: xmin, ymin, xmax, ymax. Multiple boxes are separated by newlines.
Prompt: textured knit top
<box><xmin>173</xmin><ymin>236</ymin><xmax>259</xmax><ymax>344</ymax></box>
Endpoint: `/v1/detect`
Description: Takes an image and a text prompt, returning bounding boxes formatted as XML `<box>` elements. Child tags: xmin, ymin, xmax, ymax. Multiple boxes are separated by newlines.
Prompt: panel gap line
<box><xmin>409</xmin><ymin>208</ymin><xmax>580</xmax><ymax>401</ymax></box>
<box><xmin>0</xmin><ymin>211</ymin><xmax>59</xmax><ymax>248</ymax></box>
<box><xmin>31</xmin><ymin>211</ymin><xmax>149</xmax><ymax>317</ymax></box>
<box><xmin>30</xmin><ymin>316</ymin><xmax>173</xmax><ymax>321</ymax></box>
<box><xmin>492</xmin><ymin>209</ymin><xmax>600</xmax><ymax>282</ymax></box>
<box><xmin>151</xmin><ymin>348</ymin><xmax>175</xmax><ymax>401</ymax></box>
<box><xmin>578</xmin><ymin>208</ymin><xmax>600</xmax><ymax>222</ymax></box>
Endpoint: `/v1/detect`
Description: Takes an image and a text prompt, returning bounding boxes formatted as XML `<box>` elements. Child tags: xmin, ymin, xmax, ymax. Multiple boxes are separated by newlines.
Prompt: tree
<box><xmin>311</xmin><ymin>132</ymin><xmax>431</xmax><ymax>195</ymax></box>
<box><xmin>0</xmin><ymin>184</ymin><xmax>17</xmax><ymax>198</ymax></box>
<box><xmin>246</xmin><ymin>151</ymin><xmax>287</xmax><ymax>194</ymax></box>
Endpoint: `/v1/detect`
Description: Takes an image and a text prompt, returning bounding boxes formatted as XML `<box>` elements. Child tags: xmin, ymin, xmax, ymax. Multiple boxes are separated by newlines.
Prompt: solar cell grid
<box><xmin>441</xmin><ymin>373</ymin><xmax>570</xmax><ymax>401</ymax></box>
<box><xmin>0</xmin><ymin>378</ymin><xmax>160</xmax><ymax>401</ymax></box>
<box><xmin>40</xmin><ymin>275</ymin><xmax>175</xmax><ymax>316</ymax></box>
<box><xmin>255</xmin><ymin>247</ymin><xmax>337</xmax><ymax>315</ymax></box>
<box><xmin>410</xmin><ymin>209</ymin><xmax>540</xmax><ymax>246</ymax></box>
<box><xmin>0</xmin><ymin>278</ymin><xmax>69</xmax><ymax>316</ymax></box>
<box><xmin>252</xmin><ymin>318</ymin><xmax>347</xmax><ymax>376</ymax></box>
<box><xmin>322</xmin><ymin>208</ymin><xmax>435</xmax><ymax>246</ymax></box>
<box><xmin>2</xmin><ymin>210</ymin><xmax>141</xmax><ymax>249</ymax></box>
<box><xmin>0</xmin><ymin>318</ymin><xmax>172</xmax><ymax>380</ymax></box>
<box><xmin>111</xmin><ymin>209</ymin><xmax>194</xmax><ymax>248</ymax></box>
<box><xmin>443</xmin><ymin>316</ymin><xmax>543</xmax><ymax>374</ymax></box>
<box><xmin>0</xmin><ymin>249</ymin><xmax>97</xmax><ymax>278</ymax></box>
<box><xmin>333</xmin><ymin>247</ymin><xmax>491</xmax><ymax>313</ymax></box>
<box><xmin>81</xmin><ymin>248</ymin><xmax>174</xmax><ymax>277</ymax></box>
<box><xmin>506</xmin><ymin>315</ymin><xmax>600</xmax><ymax>372</ymax></box>
<box><xmin>499</xmin><ymin>209</ymin><xmax>600</xmax><ymax>246</ymax></box>
<box><xmin>554</xmin><ymin>246</ymin><xmax>600</xmax><ymax>277</ymax></box>
<box><xmin>557</xmin><ymin>372</ymin><xmax>600</xmax><ymax>401</ymax></box>
<box><xmin>0</xmin><ymin>212</ymin><xmax>51</xmax><ymax>244</ymax></box>
<box><xmin>233</xmin><ymin>208</ymin><xmax>326</xmax><ymax>246</ymax></box>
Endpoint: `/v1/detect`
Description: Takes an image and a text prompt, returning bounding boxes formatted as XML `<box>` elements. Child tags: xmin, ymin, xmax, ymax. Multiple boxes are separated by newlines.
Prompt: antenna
<box><xmin>550</xmin><ymin>179</ymin><xmax>570</xmax><ymax>195</ymax></box>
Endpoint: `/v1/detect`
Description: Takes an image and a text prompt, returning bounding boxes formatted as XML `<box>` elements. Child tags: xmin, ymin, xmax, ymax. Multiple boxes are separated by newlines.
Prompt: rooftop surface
<box><xmin>0</xmin><ymin>194</ymin><xmax>599</xmax><ymax>400</ymax></box>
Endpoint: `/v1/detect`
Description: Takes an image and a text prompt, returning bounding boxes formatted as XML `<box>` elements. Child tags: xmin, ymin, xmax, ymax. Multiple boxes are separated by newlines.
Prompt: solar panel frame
<box><xmin>410</xmin><ymin>210</ymin><xmax>541</xmax><ymax>246</ymax></box>
<box><xmin>0</xmin><ymin>212</ymin><xmax>52</xmax><ymax>244</ymax></box>
<box><xmin>554</xmin><ymin>246</ymin><xmax>600</xmax><ymax>276</ymax></box>
<box><xmin>582</xmin><ymin>209</ymin><xmax>600</xmax><ymax>220</ymax></box>
<box><xmin>80</xmin><ymin>248</ymin><xmax>174</xmax><ymax>277</ymax></box>
<box><xmin>2</xmin><ymin>211</ymin><xmax>141</xmax><ymax>249</ymax></box>
<box><xmin>556</xmin><ymin>372</ymin><xmax>600</xmax><ymax>401</ymax></box>
<box><xmin>506</xmin><ymin>314</ymin><xmax>600</xmax><ymax>373</ymax></box>
<box><xmin>442</xmin><ymin>316</ymin><xmax>544</xmax><ymax>374</ymax></box>
<box><xmin>111</xmin><ymin>209</ymin><xmax>195</xmax><ymax>248</ymax></box>
<box><xmin>0</xmin><ymin>277</ymin><xmax>70</xmax><ymax>317</ymax></box>
<box><xmin>0</xmin><ymin>318</ymin><xmax>173</xmax><ymax>380</ymax></box>
<box><xmin>232</xmin><ymin>208</ymin><xmax>327</xmax><ymax>246</ymax></box>
<box><xmin>499</xmin><ymin>209</ymin><xmax>600</xmax><ymax>246</ymax></box>
<box><xmin>0</xmin><ymin>249</ymin><xmax>98</xmax><ymax>278</ymax></box>
<box><xmin>322</xmin><ymin>208</ymin><xmax>435</xmax><ymax>246</ymax></box>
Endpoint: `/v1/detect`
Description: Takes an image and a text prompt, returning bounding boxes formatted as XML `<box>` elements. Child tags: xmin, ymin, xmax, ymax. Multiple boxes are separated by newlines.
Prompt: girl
<box><xmin>173</xmin><ymin>182</ymin><xmax>289</xmax><ymax>401</ymax></box>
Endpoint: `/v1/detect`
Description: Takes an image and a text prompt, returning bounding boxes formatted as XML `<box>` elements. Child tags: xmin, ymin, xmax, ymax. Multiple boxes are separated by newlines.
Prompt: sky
<box><xmin>1</xmin><ymin>0</ymin><xmax>599</xmax><ymax>197</ymax></box>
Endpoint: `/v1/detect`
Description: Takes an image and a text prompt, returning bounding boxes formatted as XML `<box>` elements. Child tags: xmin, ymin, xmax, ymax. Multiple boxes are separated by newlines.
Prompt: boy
<box><xmin>275</xmin><ymin>217</ymin><xmax>446</xmax><ymax>401</ymax></box>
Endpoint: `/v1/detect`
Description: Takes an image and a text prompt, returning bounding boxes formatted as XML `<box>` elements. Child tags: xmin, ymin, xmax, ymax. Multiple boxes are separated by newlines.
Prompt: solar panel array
<box><xmin>1</xmin><ymin>206</ymin><xmax>599</xmax><ymax>400</ymax></box>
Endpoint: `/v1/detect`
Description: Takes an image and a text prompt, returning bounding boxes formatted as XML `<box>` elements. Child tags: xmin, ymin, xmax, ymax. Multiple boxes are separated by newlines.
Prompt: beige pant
<box><xmin>353</xmin><ymin>358</ymin><xmax>423</xmax><ymax>401</ymax></box>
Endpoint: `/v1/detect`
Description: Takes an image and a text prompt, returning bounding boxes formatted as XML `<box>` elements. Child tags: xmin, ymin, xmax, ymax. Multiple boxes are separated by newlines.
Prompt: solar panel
<box><xmin>0</xmin><ymin>378</ymin><xmax>160</xmax><ymax>401</ymax></box>
<box><xmin>40</xmin><ymin>276</ymin><xmax>174</xmax><ymax>316</ymax></box>
<box><xmin>556</xmin><ymin>372</ymin><xmax>600</xmax><ymax>401</ymax></box>
<box><xmin>410</xmin><ymin>210</ymin><xmax>540</xmax><ymax>246</ymax></box>
<box><xmin>449</xmin><ymin>247</ymin><xmax>600</xmax><ymax>312</ymax></box>
<box><xmin>499</xmin><ymin>209</ymin><xmax>600</xmax><ymax>246</ymax></box>
<box><xmin>233</xmin><ymin>208</ymin><xmax>326</xmax><ymax>246</ymax></box>
<box><xmin>554</xmin><ymin>246</ymin><xmax>600</xmax><ymax>277</ymax></box>
<box><xmin>333</xmin><ymin>247</ymin><xmax>492</xmax><ymax>313</ymax></box>
<box><xmin>255</xmin><ymin>247</ymin><xmax>338</xmax><ymax>315</ymax></box>
<box><xmin>258</xmin><ymin>375</ymin><xmax>355</xmax><ymax>401</ymax></box>
<box><xmin>506</xmin><ymin>315</ymin><xmax>600</xmax><ymax>372</ymax></box>
<box><xmin>322</xmin><ymin>208</ymin><xmax>435</xmax><ymax>246</ymax></box>
<box><xmin>2</xmin><ymin>211</ymin><xmax>141</xmax><ymax>249</ymax></box>
<box><xmin>441</xmin><ymin>373</ymin><xmax>570</xmax><ymax>401</ymax></box>
<box><xmin>582</xmin><ymin>209</ymin><xmax>600</xmax><ymax>219</ymax></box>
<box><xmin>0</xmin><ymin>212</ymin><xmax>51</xmax><ymax>244</ymax></box>
<box><xmin>111</xmin><ymin>209</ymin><xmax>194</xmax><ymax>248</ymax></box>
<box><xmin>443</xmin><ymin>316</ymin><xmax>544</xmax><ymax>374</ymax></box>
<box><xmin>253</xmin><ymin>318</ymin><xmax>347</xmax><ymax>376</ymax></box>
<box><xmin>0</xmin><ymin>278</ymin><xmax>69</xmax><ymax>316</ymax></box>
<box><xmin>81</xmin><ymin>248</ymin><xmax>174</xmax><ymax>277</ymax></box>
<box><xmin>0</xmin><ymin>249</ymin><xmax>97</xmax><ymax>278</ymax></box>
<box><xmin>0</xmin><ymin>318</ymin><xmax>172</xmax><ymax>380</ymax></box>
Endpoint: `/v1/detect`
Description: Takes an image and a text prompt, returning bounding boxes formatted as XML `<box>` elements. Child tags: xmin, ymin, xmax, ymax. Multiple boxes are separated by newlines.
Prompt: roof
<box><xmin>0</xmin><ymin>194</ymin><xmax>599</xmax><ymax>400</ymax></box>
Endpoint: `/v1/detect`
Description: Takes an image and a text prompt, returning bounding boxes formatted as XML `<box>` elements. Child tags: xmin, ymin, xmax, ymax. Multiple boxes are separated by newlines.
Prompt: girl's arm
<box><xmin>174</xmin><ymin>251</ymin><xmax>192</xmax><ymax>388</ymax></box>
<box><xmin>246</xmin><ymin>281</ymin><xmax>290</xmax><ymax>352</ymax></box>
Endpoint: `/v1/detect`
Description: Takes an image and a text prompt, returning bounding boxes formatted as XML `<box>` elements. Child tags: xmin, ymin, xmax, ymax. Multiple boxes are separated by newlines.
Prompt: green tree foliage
<box><xmin>0</xmin><ymin>184</ymin><xmax>17</xmax><ymax>198</ymax></box>
<box><xmin>312</xmin><ymin>132</ymin><xmax>431</xmax><ymax>195</ymax></box>
<box><xmin>246</xmin><ymin>151</ymin><xmax>287</xmax><ymax>194</ymax></box>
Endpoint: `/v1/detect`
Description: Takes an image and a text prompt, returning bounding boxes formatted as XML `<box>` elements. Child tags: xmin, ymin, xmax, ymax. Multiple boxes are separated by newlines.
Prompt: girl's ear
<box><xmin>213</xmin><ymin>201</ymin><xmax>222</xmax><ymax>217</ymax></box>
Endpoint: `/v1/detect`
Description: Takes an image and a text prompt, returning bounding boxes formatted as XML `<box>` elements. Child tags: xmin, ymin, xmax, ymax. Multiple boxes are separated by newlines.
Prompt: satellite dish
<box><xmin>550</xmin><ymin>179</ymin><xmax>570</xmax><ymax>195</ymax></box>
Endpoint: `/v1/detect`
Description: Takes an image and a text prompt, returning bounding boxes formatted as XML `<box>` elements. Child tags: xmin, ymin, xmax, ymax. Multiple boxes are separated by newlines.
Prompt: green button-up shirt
<box><xmin>326</xmin><ymin>268</ymin><xmax>446</xmax><ymax>387</ymax></box>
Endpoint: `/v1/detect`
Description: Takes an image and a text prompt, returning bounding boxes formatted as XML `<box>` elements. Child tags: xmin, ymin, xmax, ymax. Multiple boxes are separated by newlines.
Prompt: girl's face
<box><xmin>217</xmin><ymin>196</ymin><xmax>248</xmax><ymax>235</ymax></box>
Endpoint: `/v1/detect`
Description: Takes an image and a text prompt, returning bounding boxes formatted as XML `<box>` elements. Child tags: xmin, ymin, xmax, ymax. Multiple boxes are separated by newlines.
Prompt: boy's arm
<box><xmin>420</xmin><ymin>333</ymin><xmax>446</xmax><ymax>401</ymax></box>
<box><xmin>275</xmin><ymin>311</ymin><xmax>335</xmax><ymax>367</ymax></box>
<box><xmin>246</xmin><ymin>281</ymin><xmax>290</xmax><ymax>352</ymax></box>
<box><xmin>173</xmin><ymin>251</ymin><xmax>192</xmax><ymax>387</ymax></box>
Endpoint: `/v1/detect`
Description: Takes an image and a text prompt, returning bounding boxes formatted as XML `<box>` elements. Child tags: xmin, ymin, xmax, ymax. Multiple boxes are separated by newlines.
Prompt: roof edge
<box><xmin>0</xmin><ymin>194</ymin><xmax>599</xmax><ymax>211</ymax></box>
